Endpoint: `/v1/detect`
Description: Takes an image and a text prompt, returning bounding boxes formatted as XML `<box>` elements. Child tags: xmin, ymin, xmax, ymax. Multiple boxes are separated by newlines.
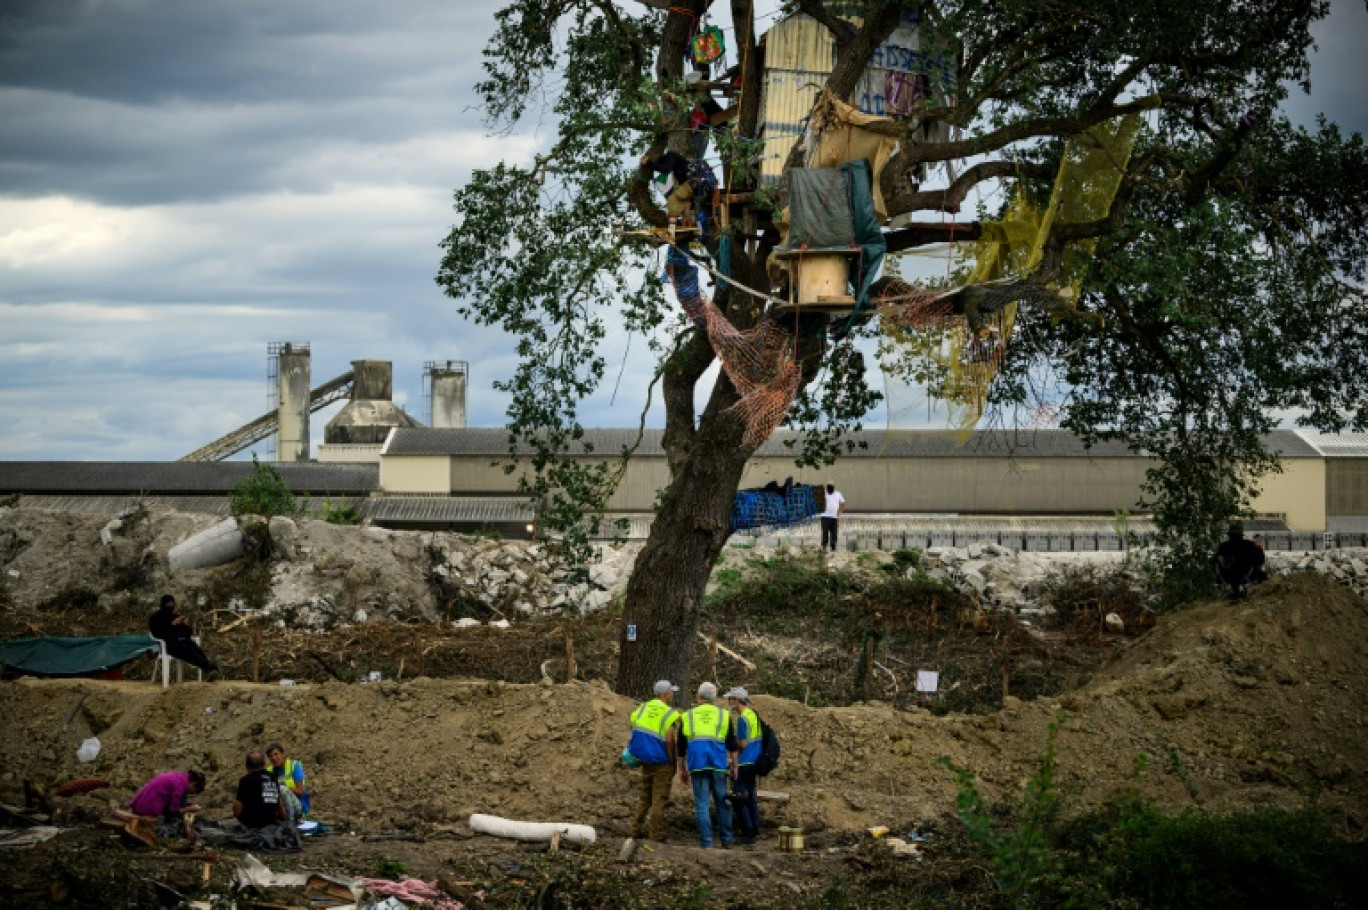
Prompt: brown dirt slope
<box><xmin>2</xmin><ymin>573</ymin><xmax>1366</xmax><ymax>841</ymax></box>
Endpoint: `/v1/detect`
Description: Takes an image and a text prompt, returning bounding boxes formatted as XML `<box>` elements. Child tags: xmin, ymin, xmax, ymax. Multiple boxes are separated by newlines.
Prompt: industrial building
<box><xmin>4</xmin><ymin>344</ymin><xmax>1367</xmax><ymax>545</ymax></box>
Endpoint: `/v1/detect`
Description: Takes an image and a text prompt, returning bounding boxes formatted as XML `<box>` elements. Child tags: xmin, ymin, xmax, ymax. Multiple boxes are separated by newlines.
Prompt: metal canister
<box><xmin>777</xmin><ymin>826</ymin><xmax>805</xmax><ymax>852</ymax></box>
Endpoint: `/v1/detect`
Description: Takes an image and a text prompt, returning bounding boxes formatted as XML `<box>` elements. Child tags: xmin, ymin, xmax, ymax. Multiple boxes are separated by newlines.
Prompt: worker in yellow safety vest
<box><xmin>726</xmin><ymin>687</ymin><xmax>761</xmax><ymax>845</ymax></box>
<box><xmin>677</xmin><ymin>681</ymin><xmax>739</xmax><ymax>848</ymax></box>
<box><xmin>627</xmin><ymin>679</ymin><xmax>682</xmax><ymax>841</ymax></box>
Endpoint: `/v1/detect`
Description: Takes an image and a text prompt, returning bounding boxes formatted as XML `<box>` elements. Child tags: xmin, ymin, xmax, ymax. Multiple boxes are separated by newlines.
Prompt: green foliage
<box><xmin>888</xmin><ymin>547</ymin><xmax>923</xmax><ymax>573</ymax></box>
<box><xmin>447</xmin><ymin>0</ymin><xmax>1367</xmax><ymax>676</ymax></box>
<box><xmin>373</xmin><ymin>858</ymin><xmax>409</xmax><ymax>880</ymax></box>
<box><xmin>939</xmin><ymin>717</ymin><xmax>1067</xmax><ymax>907</ymax></box>
<box><xmin>229</xmin><ymin>454</ymin><xmax>297</xmax><ymax>518</ymax></box>
<box><xmin>1056</xmin><ymin>800</ymin><xmax>1368</xmax><ymax>909</ymax></box>
<box><xmin>1036</xmin><ymin>564</ymin><xmax>1150</xmax><ymax>624</ymax></box>
<box><xmin>319</xmin><ymin>500</ymin><xmax>361</xmax><ymax>525</ymax></box>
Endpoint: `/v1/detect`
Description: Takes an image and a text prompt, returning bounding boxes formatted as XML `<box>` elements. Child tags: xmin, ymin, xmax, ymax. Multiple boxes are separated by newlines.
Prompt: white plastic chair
<box><xmin>150</xmin><ymin>636</ymin><xmax>203</xmax><ymax>687</ymax></box>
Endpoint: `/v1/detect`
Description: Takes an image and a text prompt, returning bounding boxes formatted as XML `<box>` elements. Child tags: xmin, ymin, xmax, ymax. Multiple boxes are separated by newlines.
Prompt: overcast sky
<box><xmin>2</xmin><ymin>0</ymin><xmax>1365</xmax><ymax>461</ymax></box>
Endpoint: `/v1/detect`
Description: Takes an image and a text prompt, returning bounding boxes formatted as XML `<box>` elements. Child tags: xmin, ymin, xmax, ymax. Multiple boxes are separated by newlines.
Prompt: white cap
<box><xmin>653</xmin><ymin>679</ymin><xmax>679</xmax><ymax>696</ymax></box>
<box><xmin>697</xmin><ymin>681</ymin><xmax>718</xmax><ymax>700</ymax></box>
<box><xmin>724</xmin><ymin>686</ymin><xmax>749</xmax><ymax>701</ymax></box>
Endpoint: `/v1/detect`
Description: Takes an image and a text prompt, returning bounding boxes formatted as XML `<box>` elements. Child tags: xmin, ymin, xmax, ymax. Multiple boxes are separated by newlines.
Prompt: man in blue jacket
<box><xmin>627</xmin><ymin>679</ymin><xmax>682</xmax><ymax>841</ymax></box>
<box><xmin>677</xmin><ymin>681</ymin><xmax>739</xmax><ymax>849</ymax></box>
<box><xmin>726</xmin><ymin>687</ymin><xmax>762</xmax><ymax>845</ymax></box>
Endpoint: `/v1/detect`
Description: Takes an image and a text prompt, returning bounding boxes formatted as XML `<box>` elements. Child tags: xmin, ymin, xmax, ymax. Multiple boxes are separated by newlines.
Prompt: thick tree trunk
<box><xmin>615</xmin><ymin>414</ymin><xmax>752</xmax><ymax>699</ymax></box>
<box><xmin>615</xmin><ymin>247</ymin><xmax>771</xmax><ymax>698</ymax></box>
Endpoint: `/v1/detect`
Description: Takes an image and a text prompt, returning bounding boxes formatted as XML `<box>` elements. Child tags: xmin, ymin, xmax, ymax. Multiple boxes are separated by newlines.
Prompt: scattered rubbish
<box><xmin>453</xmin><ymin>617</ymin><xmax>481</xmax><ymax>629</ymax></box>
<box><xmin>121</xmin><ymin>816</ymin><xmax>158</xmax><ymax>849</ymax></box>
<box><xmin>756</xmin><ymin>789</ymin><xmax>789</xmax><ymax>801</ymax></box>
<box><xmin>866</xmin><ymin>825</ymin><xmax>889</xmax><ymax>838</ymax></box>
<box><xmin>363</xmin><ymin>671</ymin><xmax>382</xmax><ymax>683</ymax></box>
<box><xmin>204</xmin><ymin>706</ymin><xmax>215</xmax><ymax>713</ymax></box>
<box><xmin>469</xmin><ymin>813</ymin><xmax>596</xmax><ymax>846</ymax></box>
<box><xmin>52</xmin><ymin>778</ymin><xmax>108</xmax><ymax>798</ymax></box>
<box><xmin>777</xmin><ymin>826</ymin><xmax>805</xmax><ymax>853</ymax></box>
<box><xmin>883</xmin><ymin>836</ymin><xmax>923</xmax><ymax>858</ymax></box>
<box><xmin>490</xmin><ymin>619</ymin><xmax>511</xmax><ymax>630</ymax></box>
<box><xmin>279</xmin><ymin>679</ymin><xmax>297</xmax><ymax>686</ymax></box>
<box><xmin>358</xmin><ymin>876</ymin><xmax>462</xmax><ymax>909</ymax></box>
<box><xmin>76</xmin><ymin>737</ymin><xmax>101</xmax><ymax>763</ymax></box>
<box><xmin>0</xmin><ymin>826</ymin><xmax>62</xmax><ymax>848</ymax></box>
<box><xmin>617</xmin><ymin>837</ymin><xmax>638</xmax><ymax>863</ymax></box>
<box><xmin>915</xmin><ymin>670</ymin><xmax>939</xmax><ymax>693</ymax></box>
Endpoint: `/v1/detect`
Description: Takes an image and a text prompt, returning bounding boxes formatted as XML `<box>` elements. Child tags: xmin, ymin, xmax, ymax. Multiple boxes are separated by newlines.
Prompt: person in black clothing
<box><xmin>1215</xmin><ymin>523</ymin><xmax>1266</xmax><ymax>601</ymax></box>
<box><xmin>233</xmin><ymin>749</ymin><xmax>285</xmax><ymax>830</ymax></box>
<box><xmin>149</xmin><ymin>593</ymin><xmax>219</xmax><ymax>677</ymax></box>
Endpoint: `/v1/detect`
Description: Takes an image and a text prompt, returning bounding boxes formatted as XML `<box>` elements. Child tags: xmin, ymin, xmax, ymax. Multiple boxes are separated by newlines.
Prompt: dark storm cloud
<box><xmin>0</xmin><ymin>0</ymin><xmax>500</xmax><ymax>204</ymax></box>
<box><xmin>1281</xmin><ymin>0</ymin><xmax>1368</xmax><ymax>137</ymax></box>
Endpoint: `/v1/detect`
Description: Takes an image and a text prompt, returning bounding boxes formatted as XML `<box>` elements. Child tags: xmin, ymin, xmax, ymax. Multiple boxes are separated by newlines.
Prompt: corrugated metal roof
<box><xmin>0</xmin><ymin>462</ymin><xmax>378</xmax><ymax>494</ymax></box>
<box><xmin>759</xmin><ymin>14</ymin><xmax>833</xmax><ymax>187</ymax></box>
<box><xmin>383</xmin><ymin>428</ymin><xmax>1322</xmax><ymax>459</ymax></box>
<box><xmin>1294</xmin><ymin>431</ymin><xmax>1368</xmax><ymax>457</ymax></box>
<box><xmin>365</xmin><ymin>496</ymin><xmax>536</xmax><ymax>524</ymax></box>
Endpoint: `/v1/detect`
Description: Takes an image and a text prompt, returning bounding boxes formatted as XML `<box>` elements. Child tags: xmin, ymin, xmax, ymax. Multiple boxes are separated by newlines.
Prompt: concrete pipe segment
<box><xmin>168</xmin><ymin>517</ymin><xmax>248</xmax><ymax>572</ymax></box>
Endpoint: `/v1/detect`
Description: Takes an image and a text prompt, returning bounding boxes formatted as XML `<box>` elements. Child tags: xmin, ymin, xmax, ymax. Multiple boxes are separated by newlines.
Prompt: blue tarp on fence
<box><xmin>732</xmin><ymin>485</ymin><xmax>821</xmax><ymax>532</ymax></box>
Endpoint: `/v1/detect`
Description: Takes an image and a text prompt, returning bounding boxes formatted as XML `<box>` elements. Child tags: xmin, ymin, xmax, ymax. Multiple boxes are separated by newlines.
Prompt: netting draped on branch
<box><xmin>666</xmin><ymin>245</ymin><xmax>802</xmax><ymax>446</ymax></box>
<box><xmin>878</xmin><ymin>112</ymin><xmax>1146</xmax><ymax>436</ymax></box>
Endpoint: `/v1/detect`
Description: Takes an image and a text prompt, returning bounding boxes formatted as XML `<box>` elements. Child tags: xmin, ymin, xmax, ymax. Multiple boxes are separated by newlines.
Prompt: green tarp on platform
<box><xmin>0</xmin><ymin>634</ymin><xmax>158</xmax><ymax>676</ymax></box>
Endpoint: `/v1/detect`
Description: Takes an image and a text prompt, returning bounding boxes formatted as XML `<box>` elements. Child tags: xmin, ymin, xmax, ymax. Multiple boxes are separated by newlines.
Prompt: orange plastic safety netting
<box><xmin>666</xmin><ymin>246</ymin><xmax>802</xmax><ymax>447</ymax></box>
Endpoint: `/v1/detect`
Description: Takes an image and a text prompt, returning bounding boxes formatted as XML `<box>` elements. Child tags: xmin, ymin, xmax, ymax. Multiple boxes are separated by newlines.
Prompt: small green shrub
<box><xmin>319</xmin><ymin>499</ymin><xmax>361</xmax><ymax>525</ymax></box>
<box><xmin>373</xmin><ymin>858</ymin><xmax>409</xmax><ymax>880</ymax></box>
<box><xmin>939</xmin><ymin>717</ymin><xmax>1066</xmax><ymax>907</ymax></box>
<box><xmin>229</xmin><ymin>454</ymin><xmax>297</xmax><ymax>518</ymax></box>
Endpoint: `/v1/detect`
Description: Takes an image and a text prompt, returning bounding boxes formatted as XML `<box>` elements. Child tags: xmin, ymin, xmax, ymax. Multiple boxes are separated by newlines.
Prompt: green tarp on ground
<box><xmin>0</xmin><ymin>634</ymin><xmax>158</xmax><ymax>676</ymax></box>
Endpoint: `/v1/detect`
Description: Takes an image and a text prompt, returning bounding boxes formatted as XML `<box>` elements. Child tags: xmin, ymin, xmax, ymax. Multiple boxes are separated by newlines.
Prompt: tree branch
<box><xmin>884</xmin><ymin>159</ymin><xmax>1053</xmax><ymax>217</ymax></box>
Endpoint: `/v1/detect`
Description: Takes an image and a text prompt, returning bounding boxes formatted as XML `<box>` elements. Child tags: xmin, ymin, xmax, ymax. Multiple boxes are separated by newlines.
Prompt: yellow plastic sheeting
<box><xmin>881</xmin><ymin>110</ymin><xmax>1147</xmax><ymax>437</ymax></box>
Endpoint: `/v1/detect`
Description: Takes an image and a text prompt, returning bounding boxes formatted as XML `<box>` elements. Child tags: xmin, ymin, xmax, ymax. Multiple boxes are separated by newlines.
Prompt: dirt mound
<box><xmin>3</xmin><ymin>575</ymin><xmax>1366</xmax><ymax>848</ymax></box>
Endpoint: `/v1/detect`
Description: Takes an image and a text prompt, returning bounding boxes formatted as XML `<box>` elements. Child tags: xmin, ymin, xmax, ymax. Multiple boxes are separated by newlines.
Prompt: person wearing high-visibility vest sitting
<box><xmin>676</xmin><ymin>681</ymin><xmax>740</xmax><ymax>849</ymax></box>
<box><xmin>627</xmin><ymin>679</ymin><xmax>683</xmax><ymax>841</ymax></box>
<box><xmin>726</xmin><ymin>686</ymin><xmax>762</xmax><ymax>845</ymax></box>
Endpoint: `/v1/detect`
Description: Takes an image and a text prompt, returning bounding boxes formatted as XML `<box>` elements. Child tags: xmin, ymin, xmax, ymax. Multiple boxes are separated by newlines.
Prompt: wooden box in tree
<box><xmin>772</xmin><ymin>248</ymin><xmax>858</xmax><ymax>313</ymax></box>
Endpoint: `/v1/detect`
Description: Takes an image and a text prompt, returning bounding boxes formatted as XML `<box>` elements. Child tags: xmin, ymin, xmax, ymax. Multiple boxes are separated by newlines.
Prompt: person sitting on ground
<box><xmin>233</xmin><ymin>749</ymin><xmax>285</xmax><ymax>830</ymax></box>
<box><xmin>266</xmin><ymin>741</ymin><xmax>310</xmax><ymax>822</ymax></box>
<box><xmin>1215</xmin><ymin>522</ymin><xmax>1266</xmax><ymax>601</ymax></box>
<box><xmin>148</xmin><ymin>593</ymin><xmax>220</xmax><ymax>678</ymax></box>
<box><xmin>128</xmin><ymin>768</ymin><xmax>205</xmax><ymax>822</ymax></box>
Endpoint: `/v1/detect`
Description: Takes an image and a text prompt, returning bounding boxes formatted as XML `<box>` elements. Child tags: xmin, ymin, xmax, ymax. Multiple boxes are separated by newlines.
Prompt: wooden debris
<box><xmin>696</xmin><ymin>631</ymin><xmax>756</xmax><ymax>670</ymax></box>
<box><xmin>756</xmin><ymin>789</ymin><xmax>789</xmax><ymax>801</ymax></box>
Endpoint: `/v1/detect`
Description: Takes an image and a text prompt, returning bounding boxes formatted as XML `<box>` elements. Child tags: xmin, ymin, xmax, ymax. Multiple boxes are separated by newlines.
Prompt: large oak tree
<box><xmin>438</xmin><ymin>0</ymin><xmax>1368</xmax><ymax>695</ymax></box>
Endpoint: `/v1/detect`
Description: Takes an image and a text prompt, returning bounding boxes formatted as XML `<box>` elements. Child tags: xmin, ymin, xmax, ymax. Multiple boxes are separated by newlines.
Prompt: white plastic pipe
<box><xmin>468</xmin><ymin>813</ymin><xmax>596</xmax><ymax>846</ymax></box>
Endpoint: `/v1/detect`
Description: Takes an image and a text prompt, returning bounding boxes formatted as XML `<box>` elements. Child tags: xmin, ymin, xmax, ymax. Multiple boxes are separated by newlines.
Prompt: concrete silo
<box><xmin>426</xmin><ymin>360</ymin><xmax>468</xmax><ymax>429</ymax></box>
<box><xmin>324</xmin><ymin>359</ymin><xmax>422</xmax><ymax>446</ymax></box>
<box><xmin>271</xmin><ymin>342</ymin><xmax>312</xmax><ymax>462</ymax></box>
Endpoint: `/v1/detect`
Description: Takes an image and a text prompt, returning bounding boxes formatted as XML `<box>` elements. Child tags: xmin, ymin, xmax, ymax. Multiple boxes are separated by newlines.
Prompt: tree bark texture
<box><xmin>616</xmin><ymin>248</ymin><xmax>773</xmax><ymax>698</ymax></box>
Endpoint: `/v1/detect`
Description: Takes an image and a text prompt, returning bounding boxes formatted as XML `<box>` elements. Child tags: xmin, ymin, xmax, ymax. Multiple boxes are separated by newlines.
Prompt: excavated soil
<box><xmin>2</xmin><ymin>504</ymin><xmax>1368</xmax><ymax>906</ymax></box>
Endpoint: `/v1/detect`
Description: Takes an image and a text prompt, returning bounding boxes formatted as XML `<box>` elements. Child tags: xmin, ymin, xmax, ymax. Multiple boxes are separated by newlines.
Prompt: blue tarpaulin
<box><xmin>732</xmin><ymin>485</ymin><xmax>820</xmax><ymax>533</ymax></box>
<box><xmin>0</xmin><ymin>635</ymin><xmax>158</xmax><ymax>677</ymax></box>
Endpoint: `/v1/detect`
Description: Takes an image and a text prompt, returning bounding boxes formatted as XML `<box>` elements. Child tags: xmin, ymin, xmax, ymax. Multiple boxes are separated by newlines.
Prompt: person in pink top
<box><xmin>128</xmin><ymin>769</ymin><xmax>205</xmax><ymax>820</ymax></box>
